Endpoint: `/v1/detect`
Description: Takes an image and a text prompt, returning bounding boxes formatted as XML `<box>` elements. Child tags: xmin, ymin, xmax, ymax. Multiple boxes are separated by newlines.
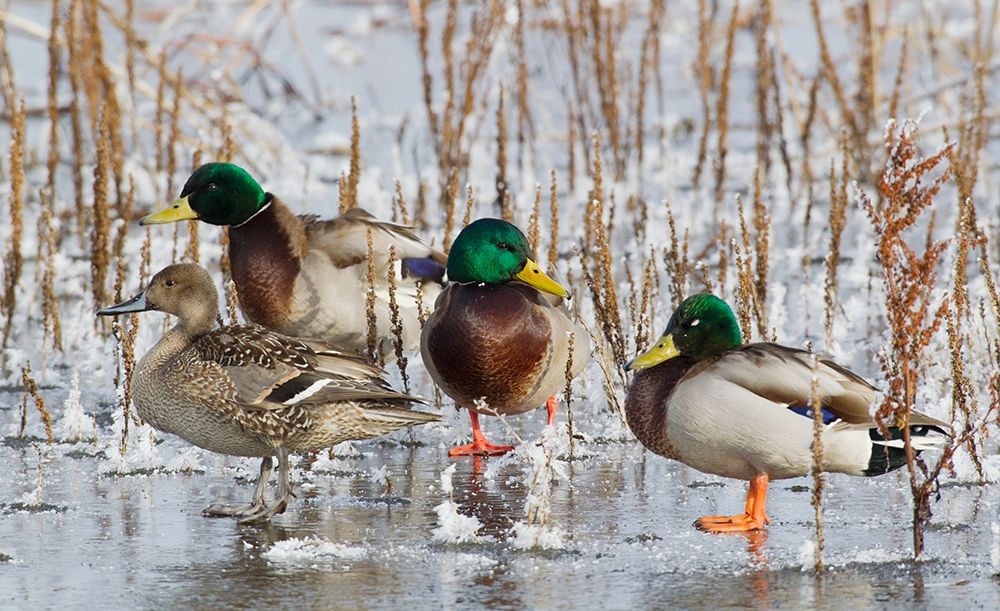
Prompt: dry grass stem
<box><xmin>21</xmin><ymin>363</ymin><xmax>53</xmax><ymax>445</ymax></box>
<box><xmin>364</xmin><ymin>228</ymin><xmax>379</xmax><ymax>365</ymax></box>
<box><xmin>564</xmin><ymin>331</ymin><xmax>576</xmax><ymax>458</ymax></box>
<box><xmin>823</xmin><ymin>155</ymin><xmax>849</xmax><ymax>350</ymax></box>
<box><xmin>2</xmin><ymin>98</ymin><xmax>25</xmax><ymax>348</ymax></box>
<box><xmin>528</xmin><ymin>184</ymin><xmax>541</xmax><ymax>259</ymax></box>
<box><xmin>547</xmin><ymin>171</ymin><xmax>560</xmax><ymax>273</ymax></box>
<box><xmin>808</xmin><ymin>348</ymin><xmax>825</xmax><ymax>572</ymax></box>
<box><xmin>711</xmin><ymin>2</ymin><xmax>739</xmax><ymax>207</ymax></box>
<box><xmin>387</xmin><ymin>245</ymin><xmax>409</xmax><ymax>393</ymax></box>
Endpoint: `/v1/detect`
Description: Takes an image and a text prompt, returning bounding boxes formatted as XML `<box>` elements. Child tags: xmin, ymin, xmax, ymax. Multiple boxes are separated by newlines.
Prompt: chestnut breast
<box><xmin>425</xmin><ymin>283</ymin><xmax>552</xmax><ymax>413</ymax></box>
<box><xmin>228</xmin><ymin>205</ymin><xmax>301</xmax><ymax>330</ymax></box>
<box><xmin>624</xmin><ymin>357</ymin><xmax>697</xmax><ymax>460</ymax></box>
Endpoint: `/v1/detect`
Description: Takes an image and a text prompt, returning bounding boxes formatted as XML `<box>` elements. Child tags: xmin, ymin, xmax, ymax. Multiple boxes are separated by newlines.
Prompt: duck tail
<box><xmin>864</xmin><ymin>424</ymin><xmax>950</xmax><ymax>476</ymax></box>
<box><xmin>363</xmin><ymin>405</ymin><xmax>441</xmax><ymax>429</ymax></box>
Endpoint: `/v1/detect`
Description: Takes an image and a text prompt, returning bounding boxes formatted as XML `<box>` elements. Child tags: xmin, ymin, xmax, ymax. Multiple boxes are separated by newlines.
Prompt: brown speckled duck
<box><xmin>421</xmin><ymin>219</ymin><xmax>590</xmax><ymax>457</ymax></box>
<box><xmin>625</xmin><ymin>293</ymin><xmax>950</xmax><ymax>533</ymax></box>
<box><xmin>139</xmin><ymin>163</ymin><xmax>446</xmax><ymax>359</ymax></box>
<box><xmin>98</xmin><ymin>263</ymin><xmax>439</xmax><ymax>523</ymax></box>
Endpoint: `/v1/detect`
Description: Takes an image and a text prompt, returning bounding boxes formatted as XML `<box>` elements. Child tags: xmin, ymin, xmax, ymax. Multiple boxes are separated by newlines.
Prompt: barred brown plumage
<box><xmin>99</xmin><ymin>263</ymin><xmax>439</xmax><ymax>524</ymax></box>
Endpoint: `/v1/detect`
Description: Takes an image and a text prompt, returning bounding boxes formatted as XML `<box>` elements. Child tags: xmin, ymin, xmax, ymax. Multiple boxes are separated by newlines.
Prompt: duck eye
<box><xmin>497</xmin><ymin>242</ymin><xmax>513</xmax><ymax>252</ymax></box>
<box><xmin>689</xmin><ymin>319</ymin><xmax>700</xmax><ymax>327</ymax></box>
<box><xmin>165</xmin><ymin>279</ymin><xmax>176</xmax><ymax>287</ymax></box>
<box><xmin>206</xmin><ymin>182</ymin><xmax>218</xmax><ymax>192</ymax></box>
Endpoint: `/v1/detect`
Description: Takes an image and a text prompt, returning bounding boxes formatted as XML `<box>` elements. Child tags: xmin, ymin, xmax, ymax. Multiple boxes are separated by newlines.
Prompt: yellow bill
<box><xmin>626</xmin><ymin>333</ymin><xmax>680</xmax><ymax>370</ymax></box>
<box><xmin>139</xmin><ymin>196</ymin><xmax>198</xmax><ymax>226</ymax></box>
<box><xmin>515</xmin><ymin>258</ymin><xmax>570</xmax><ymax>299</ymax></box>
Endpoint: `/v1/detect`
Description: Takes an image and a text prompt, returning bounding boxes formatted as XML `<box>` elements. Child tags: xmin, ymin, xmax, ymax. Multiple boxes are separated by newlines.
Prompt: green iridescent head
<box><xmin>140</xmin><ymin>163</ymin><xmax>267</xmax><ymax>227</ymax></box>
<box><xmin>627</xmin><ymin>293</ymin><xmax>742</xmax><ymax>369</ymax></box>
<box><xmin>447</xmin><ymin>218</ymin><xmax>569</xmax><ymax>298</ymax></box>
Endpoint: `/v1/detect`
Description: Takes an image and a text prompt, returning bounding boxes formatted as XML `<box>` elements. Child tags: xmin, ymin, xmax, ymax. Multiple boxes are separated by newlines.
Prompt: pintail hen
<box><xmin>624</xmin><ymin>293</ymin><xmax>950</xmax><ymax>533</ymax></box>
<box><xmin>139</xmin><ymin>163</ymin><xmax>446</xmax><ymax>359</ymax></box>
<box><xmin>98</xmin><ymin>263</ymin><xmax>439</xmax><ymax>523</ymax></box>
<box><xmin>421</xmin><ymin>219</ymin><xmax>590</xmax><ymax>456</ymax></box>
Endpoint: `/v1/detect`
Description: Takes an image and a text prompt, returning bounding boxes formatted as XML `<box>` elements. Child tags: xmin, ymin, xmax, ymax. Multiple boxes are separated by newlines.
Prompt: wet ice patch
<box><xmin>263</xmin><ymin>536</ymin><xmax>367</xmax><ymax>564</ymax></box>
<box><xmin>432</xmin><ymin>464</ymin><xmax>483</xmax><ymax>544</ymax></box>
<box><xmin>992</xmin><ymin>522</ymin><xmax>1000</xmax><ymax>575</ymax></box>
<box><xmin>164</xmin><ymin>447</ymin><xmax>206</xmax><ymax>473</ymax></box>
<box><xmin>98</xmin><ymin>425</ymin><xmax>160</xmax><ymax>475</ymax></box>
<box><xmin>55</xmin><ymin>370</ymin><xmax>96</xmax><ymax>443</ymax></box>
<box><xmin>310</xmin><ymin>452</ymin><xmax>361</xmax><ymax>475</ymax></box>
<box><xmin>508</xmin><ymin>522</ymin><xmax>567</xmax><ymax>550</ymax></box>
<box><xmin>432</xmin><ymin>501</ymin><xmax>483</xmax><ymax>544</ymax></box>
<box><xmin>798</xmin><ymin>539</ymin><xmax>817</xmax><ymax>571</ymax></box>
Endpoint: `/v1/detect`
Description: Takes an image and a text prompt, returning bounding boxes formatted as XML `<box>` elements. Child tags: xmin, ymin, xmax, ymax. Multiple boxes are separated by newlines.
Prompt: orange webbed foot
<box><xmin>448</xmin><ymin>440</ymin><xmax>514</xmax><ymax>457</ymax></box>
<box><xmin>694</xmin><ymin>514</ymin><xmax>767</xmax><ymax>533</ymax></box>
<box><xmin>449</xmin><ymin>411</ymin><xmax>513</xmax><ymax>457</ymax></box>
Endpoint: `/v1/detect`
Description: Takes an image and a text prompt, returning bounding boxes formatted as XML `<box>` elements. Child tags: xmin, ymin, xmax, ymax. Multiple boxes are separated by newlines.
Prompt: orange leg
<box><xmin>694</xmin><ymin>474</ymin><xmax>771</xmax><ymax>533</ymax></box>
<box><xmin>448</xmin><ymin>411</ymin><xmax>514</xmax><ymax>457</ymax></box>
<box><xmin>545</xmin><ymin>395</ymin><xmax>558</xmax><ymax>426</ymax></box>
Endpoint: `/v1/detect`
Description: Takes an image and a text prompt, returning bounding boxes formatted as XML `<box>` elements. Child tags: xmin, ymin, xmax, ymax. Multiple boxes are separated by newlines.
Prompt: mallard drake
<box><xmin>624</xmin><ymin>293</ymin><xmax>949</xmax><ymax>533</ymax></box>
<box><xmin>421</xmin><ymin>219</ymin><xmax>590</xmax><ymax>456</ymax></box>
<box><xmin>98</xmin><ymin>263</ymin><xmax>439</xmax><ymax>523</ymax></box>
<box><xmin>139</xmin><ymin>162</ymin><xmax>446</xmax><ymax>359</ymax></box>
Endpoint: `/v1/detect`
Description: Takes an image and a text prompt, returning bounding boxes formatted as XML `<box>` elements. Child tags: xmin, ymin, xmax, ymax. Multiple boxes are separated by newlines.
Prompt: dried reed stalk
<box><xmin>634</xmin><ymin>0</ymin><xmax>666</xmax><ymax>179</ymax></box>
<box><xmin>82</xmin><ymin>0</ymin><xmax>125</xmax><ymax>215</ymax></box>
<box><xmin>91</xmin><ymin>106</ymin><xmax>112</xmax><ymax>312</ymax></box>
<box><xmin>514</xmin><ymin>0</ymin><xmax>532</xmax><ymax>168</ymax></box>
<box><xmin>65</xmin><ymin>0</ymin><xmax>86</xmax><ymax>243</ymax></box>
<box><xmin>364</xmin><ymin>228</ymin><xmax>379</xmax><ymax>364</ymax></box>
<box><xmin>21</xmin><ymin>363</ymin><xmax>53</xmax><ymax>445</ymax></box>
<box><xmin>754</xmin><ymin>0</ymin><xmax>774</xmax><ymax>178</ymax></box>
<box><xmin>226</xmin><ymin>279</ymin><xmax>239</xmax><ymax>326</ymax></box>
<box><xmin>154</xmin><ymin>50</ymin><xmax>167</xmax><ymax>179</ymax></box>
<box><xmin>45</xmin><ymin>0</ymin><xmax>60</xmax><ymax>206</ymax></box>
<box><xmin>751</xmin><ymin>166</ymin><xmax>770</xmax><ymax>326</ymax></box>
<box><xmin>711</xmin><ymin>1</ymin><xmax>739</xmax><ymax>207</ymax></box>
<box><xmin>0</xmin><ymin>16</ymin><xmax>15</xmax><ymax>114</ymax></box>
<box><xmin>415</xmin><ymin>0</ymin><xmax>439</xmax><ymax>147</ymax></box>
<box><xmin>39</xmin><ymin>190</ymin><xmax>62</xmax><ymax>351</ymax></box>
<box><xmin>165</xmin><ymin>66</ymin><xmax>183</xmax><ymax>208</ymax></box>
<box><xmin>809</xmin><ymin>0</ymin><xmax>862</xmax><ymax>169</ymax></box>
<box><xmin>185</xmin><ymin>152</ymin><xmax>202</xmax><ymax>264</ymax></box>
<box><xmin>462</xmin><ymin>184</ymin><xmax>475</xmax><ymax>228</ymax></box>
<box><xmin>855</xmin><ymin>0</ymin><xmax>878</xmax><ymax>137</ymax></box>
<box><xmin>528</xmin><ymin>184</ymin><xmax>541</xmax><ymax>259</ymax></box>
<box><xmin>2</xmin><ymin>99</ymin><xmax>25</xmax><ymax>348</ymax></box>
<box><xmin>662</xmin><ymin>200</ymin><xmax>687</xmax><ymax>305</ymax></box>
<box><xmin>394</xmin><ymin>180</ymin><xmax>411</xmax><ymax>225</ymax></box>
<box><xmin>716</xmin><ymin>222</ymin><xmax>730</xmax><ymax>298</ymax></box>
<box><xmin>634</xmin><ymin>248</ymin><xmax>657</xmax><ymax>352</ymax></box>
<box><xmin>342</xmin><ymin>96</ymin><xmax>361</xmax><ymax>213</ymax></box>
<box><xmin>691</xmin><ymin>0</ymin><xmax>713</xmax><ymax>189</ymax></box>
<box><xmin>564</xmin><ymin>331</ymin><xmax>575</xmax><ymax>458</ymax></box>
<box><xmin>735</xmin><ymin>194</ymin><xmax>766</xmax><ymax>337</ymax></box>
<box><xmin>496</xmin><ymin>85</ymin><xmax>508</xmax><ymax>213</ymax></box>
<box><xmin>547</xmin><ymin>171</ymin><xmax>560</xmax><ymax>273</ymax></box>
<box><xmin>823</xmin><ymin>156</ymin><xmax>848</xmax><ymax>350</ymax></box>
<box><xmin>387</xmin><ymin>245</ymin><xmax>409</xmax><ymax>393</ymax></box>
<box><xmin>442</xmin><ymin>168</ymin><xmax>458</xmax><ymax>252</ymax></box>
<box><xmin>887</xmin><ymin>28</ymin><xmax>909</xmax><ymax>122</ymax></box>
<box><xmin>732</xmin><ymin>239</ymin><xmax>754</xmax><ymax>343</ymax></box>
<box><xmin>808</xmin><ymin>348</ymin><xmax>825</xmax><ymax>572</ymax></box>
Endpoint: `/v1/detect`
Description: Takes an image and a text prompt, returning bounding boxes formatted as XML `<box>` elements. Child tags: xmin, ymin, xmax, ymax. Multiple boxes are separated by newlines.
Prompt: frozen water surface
<box><xmin>1</xmin><ymin>431</ymin><xmax>998</xmax><ymax>609</ymax></box>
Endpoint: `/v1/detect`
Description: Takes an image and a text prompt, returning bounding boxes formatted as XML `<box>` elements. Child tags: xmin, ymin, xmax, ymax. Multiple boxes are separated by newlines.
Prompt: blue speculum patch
<box><xmin>787</xmin><ymin>405</ymin><xmax>839</xmax><ymax>425</ymax></box>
